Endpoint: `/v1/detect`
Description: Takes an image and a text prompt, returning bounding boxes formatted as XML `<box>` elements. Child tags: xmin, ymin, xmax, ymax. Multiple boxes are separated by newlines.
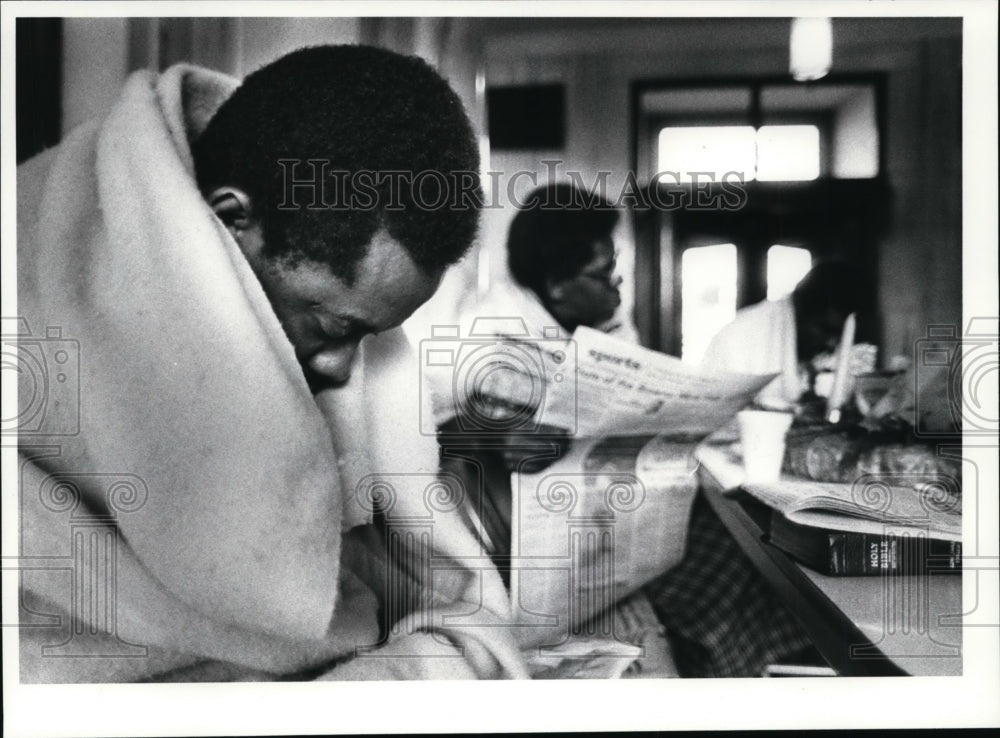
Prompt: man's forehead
<box><xmin>295</xmin><ymin>230</ymin><xmax>440</xmax><ymax>327</ymax></box>
<box><xmin>355</xmin><ymin>230</ymin><xmax>435</xmax><ymax>286</ymax></box>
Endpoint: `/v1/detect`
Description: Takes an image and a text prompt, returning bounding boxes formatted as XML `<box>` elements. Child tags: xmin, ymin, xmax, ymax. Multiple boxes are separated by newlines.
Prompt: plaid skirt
<box><xmin>643</xmin><ymin>491</ymin><xmax>815</xmax><ymax>678</ymax></box>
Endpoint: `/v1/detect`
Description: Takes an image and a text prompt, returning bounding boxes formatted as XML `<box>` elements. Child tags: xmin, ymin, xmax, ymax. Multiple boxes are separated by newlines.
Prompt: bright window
<box><xmin>767</xmin><ymin>245</ymin><xmax>813</xmax><ymax>300</ymax></box>
<box><xmin>681</xmin><ymin>243</ymin><xmax>738</xmax><ymax>364</ymax></box>
<box><xmin>756</xmin><ymin>126</ymin><xmax>821</xmax><ymax>181</ymax></box>
<box><xmin>657</xmin><ymin>126</ymin><xmax>756</xmax><ymax>184</ymax></box>
<box><xmin>658</xmin><ymin>125</ymin><xmax>821</xmax><ymax>182</ymax></box>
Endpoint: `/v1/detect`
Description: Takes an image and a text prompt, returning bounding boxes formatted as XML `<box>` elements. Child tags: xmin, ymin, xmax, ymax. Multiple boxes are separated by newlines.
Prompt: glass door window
<box><xmin>767</xmin><ymin>245</ymin><xmax>813</xmax><ymax>300</ymax></box>
<box><xmin>680</xmin><ymin>243</ymin><xmax>738</xmax><ymax>364</ymax></box>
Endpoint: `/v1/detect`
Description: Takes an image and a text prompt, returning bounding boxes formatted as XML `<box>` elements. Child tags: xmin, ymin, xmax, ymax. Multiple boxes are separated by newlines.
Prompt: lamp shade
<box><xmin>790</xmin><ymin>17</ymin><xmax>833</xmax><ymax>82</ymax></box>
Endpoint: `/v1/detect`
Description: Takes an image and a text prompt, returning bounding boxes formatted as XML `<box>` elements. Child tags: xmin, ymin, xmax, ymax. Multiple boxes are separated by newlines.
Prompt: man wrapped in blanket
<box><xmin>15</xmin><ymin>45</ymin><xmax>527</xmax><ymax>681</ymax></box>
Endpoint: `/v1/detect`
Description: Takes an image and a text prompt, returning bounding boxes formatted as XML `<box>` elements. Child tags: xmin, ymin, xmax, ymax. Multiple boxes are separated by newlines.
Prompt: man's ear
<box><xmin>207</xmin><ymin>186</ymin><xmax>262</xmax><ymax>258</ymax></box>
<box><xmin>207</xmin><ymin>186</ymin><xmax>254</xmax><ymax>229</ymax></box>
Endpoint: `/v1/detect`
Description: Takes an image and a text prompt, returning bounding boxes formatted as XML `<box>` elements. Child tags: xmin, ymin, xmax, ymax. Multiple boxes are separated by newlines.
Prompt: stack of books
<box><xmin>742</xmin><ymin>476</ymin><xmax>961</xmax><ymax>577</ymax></box>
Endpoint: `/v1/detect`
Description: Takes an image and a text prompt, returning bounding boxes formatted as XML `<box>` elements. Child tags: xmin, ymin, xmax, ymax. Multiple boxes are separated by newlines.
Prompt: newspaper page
<box><xmin>422</xmin><ymin>321</ymin><xmax>776</xmax><ymax>438</ymax></box>
<box><xmin>550</xmin><ymin>327</ymin><xmax>777</xmax><ymax>437</ymax></box>
<box><xmin>510</xmin><ymin>434</ymin><xmax>700</xmax><ymax>650</ymax></box>
<box><xmin>524</xmin><ymin>590</ymin><xmax>679</xmax><ymax>679</ymax></box>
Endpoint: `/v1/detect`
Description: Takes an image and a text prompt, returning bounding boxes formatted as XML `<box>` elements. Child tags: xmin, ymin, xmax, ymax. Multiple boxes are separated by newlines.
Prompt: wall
<box><xmin>832</xmin><ymin>87</ymin><xmax>878</xmax><ymax>179</ymax></box>
<box><xmin>61</xmin><ymin>18</ymin><xmax>129</xmax><ymax>134</ymax></box>
<box><xmin>876</xmin><ymin>37</ymin><xmax>962</xmax><ymax>361</ymax></box>
<box><xmin>234</xmin><ymin>17</ymin><xmax>360</xmax><ymax>76</ymax></box>
<box><xmin>59</xmin><ymin>17</ymin><xmax>364</xmax><ymax>134</ymax></box>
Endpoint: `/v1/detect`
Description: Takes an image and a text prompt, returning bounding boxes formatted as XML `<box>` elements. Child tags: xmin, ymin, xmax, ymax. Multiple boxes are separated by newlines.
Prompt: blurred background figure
<box><xmin>701</xmin><ymin>260</ymin><xmax>863</xmax><ymax>409</ymax></box>
<box><xmin>434</xmin><ymin>181</ymin><xmax>639</xmax><ymax>469</ymax></box>
<box><xmin>435</xmin><ymin>183</ymin><xmax>640</xmax><ymax>583</ymax></box>
<box><xmin>478</xmin><ymin>181</ymin><xmax>638</xmax><ymax>341</ymax></box>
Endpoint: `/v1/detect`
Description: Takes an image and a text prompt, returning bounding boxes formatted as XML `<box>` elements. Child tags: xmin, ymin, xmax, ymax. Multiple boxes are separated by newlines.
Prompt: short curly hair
<box><xmin>506</xmin><ymin>183</ymin><xmax>619</xmax><ymax>298</ymax></box>
<box><xmin>193</xmin><ymin>45</ymin><xmax>481</xmax><ymax>283</ymax></box>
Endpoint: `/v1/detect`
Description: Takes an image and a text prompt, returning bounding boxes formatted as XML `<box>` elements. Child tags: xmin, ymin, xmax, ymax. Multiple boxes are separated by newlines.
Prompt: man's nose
<box><xmin>307</xmin><ymin>344</ymin><xmax>359</xmax><ymax>385</ymax></box>
<box><xmin>610</xmin><ymin>273</ymin><xmax>623</xmax><ymax>289</ymax></box>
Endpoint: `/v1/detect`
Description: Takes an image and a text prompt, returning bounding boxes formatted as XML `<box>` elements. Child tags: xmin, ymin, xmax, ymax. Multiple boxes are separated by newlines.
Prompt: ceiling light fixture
<box><xmin>790</xmin><ymin>17</ymin><xmax>833</xmax><ymax>82</ymax></box>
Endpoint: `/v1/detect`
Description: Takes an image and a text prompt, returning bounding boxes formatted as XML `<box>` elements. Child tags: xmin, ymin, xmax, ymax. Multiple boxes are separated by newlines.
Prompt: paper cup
<box><xmin>737</xmin><ymin>410</ymin><xmax>794</xmax><ymax>483</ymax></box>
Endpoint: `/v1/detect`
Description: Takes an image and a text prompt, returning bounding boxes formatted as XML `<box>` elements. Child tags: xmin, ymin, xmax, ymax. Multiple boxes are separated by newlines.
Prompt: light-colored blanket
<box><xmin>15</xmin><ymin>64</ymin><xmax>525</xmax><ymax>681</ymax></box>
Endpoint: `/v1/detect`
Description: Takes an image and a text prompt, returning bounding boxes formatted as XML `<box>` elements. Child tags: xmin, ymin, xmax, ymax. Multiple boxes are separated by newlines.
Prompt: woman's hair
<box><xmin>506</xmin><ymin>183</ymin><xmax>619</xmax><ymax>297</ymax></box>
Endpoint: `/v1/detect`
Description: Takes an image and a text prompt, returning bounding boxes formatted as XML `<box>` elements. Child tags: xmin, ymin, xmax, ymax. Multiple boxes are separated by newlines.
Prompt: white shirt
<box><xmin>701</xmin><ymin>295</ymin><xmax>807</xmax><ymax>407</ymax></box>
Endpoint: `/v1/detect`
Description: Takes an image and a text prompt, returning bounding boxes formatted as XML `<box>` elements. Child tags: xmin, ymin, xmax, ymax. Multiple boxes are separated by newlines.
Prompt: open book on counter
<box><xmin>741</xmin><ymin>476</ymin><xmax>961</xmax><ymax>541</ymax></box>
<box><xmin>694</xmin><ymin>425</ymin><xmax>963</xmax><ymax>577</ymax></box>
<box><xmin>747</xmin><ymin>475</ymin><xmax>962</xmax><ymax>576</ymax></box>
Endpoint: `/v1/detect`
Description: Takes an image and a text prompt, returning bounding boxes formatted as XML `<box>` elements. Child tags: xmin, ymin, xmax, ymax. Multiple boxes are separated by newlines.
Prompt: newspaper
<box><xmin>423</xmin><ymin>321</ymin><xmax>776</xmax><ymax>438</ymax></box>
<box><xmin>524</xmin><ymin>590</ymin><xmax>679</xmax><ymax>679</ymax></box>
<box><xmin>510</xmin><ymin>434</ymin><xmax>700</xmax><ymax>649</ymax></box>
<box><xmin>425</xmin><ymin>323</ymin><xmax>776</xmax><ymax>650</ymax></box>
<box><xmin>551</xmin><ymin>327</ymin><xmax>777</xmax><ymax>437</ymax></box>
